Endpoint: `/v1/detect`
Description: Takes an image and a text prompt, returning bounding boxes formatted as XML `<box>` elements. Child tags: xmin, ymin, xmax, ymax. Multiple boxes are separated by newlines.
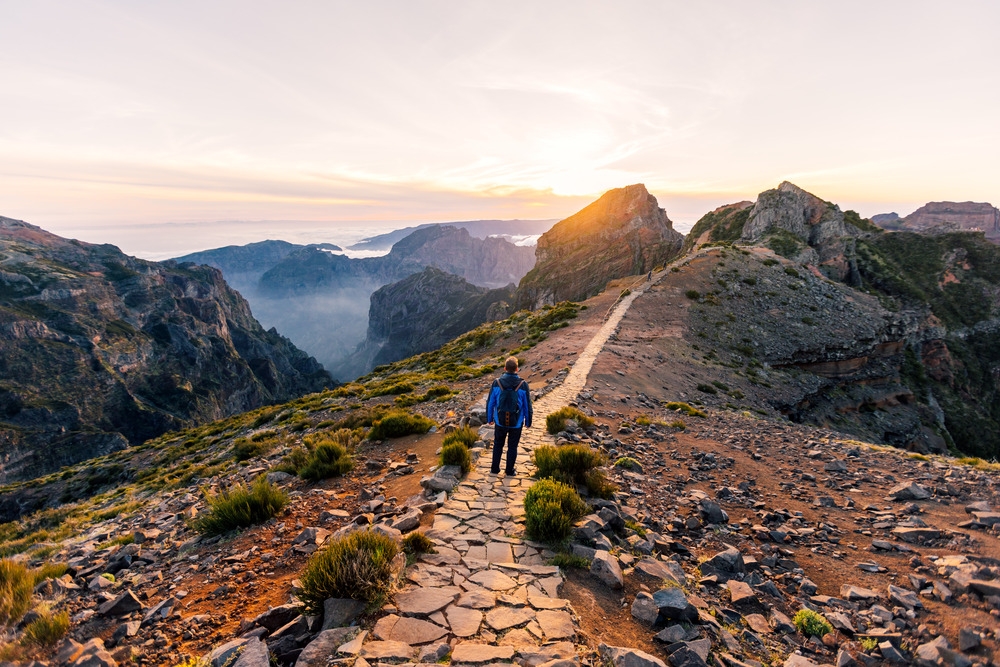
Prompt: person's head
<box><xmin>504</xmin><ymin>356</ymin><xmax>518</xmax><ymax>373</ymax></box>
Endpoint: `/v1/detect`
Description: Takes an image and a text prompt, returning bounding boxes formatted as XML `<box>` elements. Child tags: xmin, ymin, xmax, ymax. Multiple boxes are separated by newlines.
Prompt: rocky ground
<box><xmin>3</xmin><ymin>267</ymin><xmax>999</xmax><ymax>667</ymax></box>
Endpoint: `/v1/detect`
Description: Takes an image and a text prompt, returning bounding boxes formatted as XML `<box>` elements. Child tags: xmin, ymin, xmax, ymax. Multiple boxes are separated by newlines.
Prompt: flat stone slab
<box><xmin>358</xmin><ymin>640</ymin><xmax>415</xmax><ymax>661</ymax></box>
<box><xmin>445</xmin><ymin>605</ymin><xmax>483</xmax><ymax>637</ymax></box>
<box><xmin>457</xmin><ymin>588</ymin><xmax>497</xmax><ymax>609</ymax></box>
<box><xmin>469</xmin><ymin>569</ymin><xmax>518</xmax><ymax>591</ymax></box>
<box><xmin>536</xmin><ymin>609</ymin><xmax>575</xmax><ymax>639</ymax></box>
<box><xmin>395</xmin><ymin>588</ymin><xmax>458</xmax><ymax>616</ymax></box>
<box><xmin>727</xmin><ymin>580</ymin><xmax>757</xmax><ymax>606</ymax></box>
<box><xmin>485</xmin><ymin>605</ymin><xmax>536</xmax><ymax>631</ymax></box>
<box><xmin>486</xmin><ymin>541</ymin><xmax>515</xmax><ymax>564</ymax></box>
<box><xmin>892</xmin><ymin>527</ymin><xmax>943</xmax><ymax>543</ymax></box>
<box><xmin>451</xmin><ymin>643</ymin><xmax>516</xmax><ymax>663</ymax></box>
<box><xmin>408</xmin><ymin>564</ymin><xmax>455</xmax><ymax>587</ymax></box>
<box><xmin>373</xmin><ymin>615</ymin><xmax>448</xmax><ymax>644</ymax></box>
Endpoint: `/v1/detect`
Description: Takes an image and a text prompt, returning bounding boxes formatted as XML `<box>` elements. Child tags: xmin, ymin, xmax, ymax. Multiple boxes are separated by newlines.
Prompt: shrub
<box><xmin>440</xmin><ymin>442</ymin><xmax>472</xmax><ymax>475</ymax></box>
<box><xmin>685</xmin><ymin>290</ymin><xmax>700</xmax><ymax>300</ymax></box>
<box><xmin>273</xmin><ymin>446</ymin><xmax>309</xmax><ymax>475</ymax></box>
<box><xmin>635</xmin><ymin>415</ymin><xmax>651</xmax><ymax>426</ymax></box>
<box><xmin>299</xmin><ymin>436</ymin><xmax>354</xmax><ymax>481</ymax></box>
<box><xmin>0</xmin><ymin>559</ymin><xmax>33</xmax><ymax>625</ymax></box>
<box><xmin>762</xmin><ymin>258</ymin><xmax>779</xmax><ymax>267</ymax></box>
<box><xmin>614</xmin><ymin>457</ymin><xmax>639</xmax><ymax>470</ymax></box>
<box><xmin>401</xmin><ymin>532</ymin><xmax>435</xmax><ymax>555</ymax></box>
<box><xmin>299</xmin><ymin>530</ymin><xmax>399</xmax><ymax>614</ymax></box>
<box><xmin>442</xmin><ymin>426</ymin><xmax>478</xmax><ymax>448</ymax></box>
<box><xmin>524</xmin><ymin>479</ymin><xmax>587</xmax><ymax>542</ymax></box>
<box><xmin>368</xmin><ymin>410</ymin><xmax>434</xmax><ymax>441</ymax></box>
<box><xmin>534</xmin><ymin>444</ymin><xmax>604</xmax><ymax>483</ymax></box>
<box><xmin>793</xmin><ymin>609</ymin><xmax>833</xmax><ymax>638</ymax></box>
<box><xmin>784</xmin><ymin>266</ymin><xmax>800</xmax><ymax>277</ymax></box>
<box><xmin>369</xmin><ymin>381</ymin><xmax>416</xmax><ymax>397</ymax></box>
<box><xmin>665</xmin><ymin>402</ymin><xmax>707</xmax><ymax>418</ymax></box>
<box><xmin>584</xmin><ymin>470</ymin><xmax>617</xmax><ymax>499</ymax></box>
<box><xmin>696</xmin><ymin>383</ymin><xmax>718</xmax><ymax>394</ymax></box>
<box><xmin>860</xmin><ymin>637</ymin><xmax>878</xmax><ymax>652</ymax></box>
<box><xmin>192</xmin><ymin>475</ymin><xmax>288</xmax><ymax>536</ymax></box>
<box><xmin>545</xmin><ymin>406</ymin><xmax>594</xmax><ymax>434</ymax></box>
<box><xmin>21</xmin><ymin>609</ymin><xmax>69</xmax><ymax>646</ymax></box>
<box><xmin>669</xmin><ymin>419</ymin><xmax>686</xmax><ymax>430</ymax></box>
<box><xmin>233</xmin><ymin>438</ymin><xmax>270</xmax><ymax>461</ymax></box>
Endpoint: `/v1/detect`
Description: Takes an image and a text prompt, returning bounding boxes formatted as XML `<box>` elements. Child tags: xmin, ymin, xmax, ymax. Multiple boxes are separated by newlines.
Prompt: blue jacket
<box><xmin>486</xmin><ymin>373</ymin><xmax>532</xmax><ymax>429</ymax></box>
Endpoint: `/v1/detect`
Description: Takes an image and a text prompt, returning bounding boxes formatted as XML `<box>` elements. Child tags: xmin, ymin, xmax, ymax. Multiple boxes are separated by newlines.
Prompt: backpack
<box><xmin>496</xmin><ymin>375</ymin><xmax>525</xmax><ymax>427</ymax></box>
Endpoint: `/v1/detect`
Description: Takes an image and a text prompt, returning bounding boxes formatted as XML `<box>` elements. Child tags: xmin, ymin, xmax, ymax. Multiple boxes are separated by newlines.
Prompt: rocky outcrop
<box><xmin>174</xmin><ymin>240</ymin><xmax>341</xmax><ymax>293</ymax></box>
<box><xmin>516</xmin><ymin>184</ymin><xmax>683</xmax><ymax>309</ymax></box>
<box><xmin>338</xmin><ymin>268</ymin><xmax>513</xmax><ymax>378</ymax></box>
<box><xmin>740</xmin><ymin>181</ymin><xmax>866</xmax><ymax>282</ymax></box>
<box><xmin>0</xmin><ymin>217</ymin><xmax>330</xmax><ymax>482</ymax></box>
<box><xmin>879</xmin><ymin>201</ymin><xmax>1000</xmax><ymax>244</ymax></box>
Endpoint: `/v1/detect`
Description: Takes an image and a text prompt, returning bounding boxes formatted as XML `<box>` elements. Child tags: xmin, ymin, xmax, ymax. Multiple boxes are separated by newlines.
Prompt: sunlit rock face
<box><xmin>516</xmin><ymin>184</ymin><xmax>683</xmax><ymax>309</ymax></box>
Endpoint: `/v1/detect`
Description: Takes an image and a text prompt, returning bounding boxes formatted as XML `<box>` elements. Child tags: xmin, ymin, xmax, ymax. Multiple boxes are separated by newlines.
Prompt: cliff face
<box><xmin>339</xmin><ymin>267</ymin><xmax>513</xmax><ymax>379</ymax></box>
<box><xmin>516</xmin><ymin>184</ymin><xmax>683</xmax><ymax>309</ymax></box>
<box><xmin>0</xmin><ymin>217</ymin><xmax>330</xmax><ymax>482</ymax></box>
<box><xmin>879</xmin><ymin>201</ymin><xmax>1000</xmax><ymax>244</ymax></box>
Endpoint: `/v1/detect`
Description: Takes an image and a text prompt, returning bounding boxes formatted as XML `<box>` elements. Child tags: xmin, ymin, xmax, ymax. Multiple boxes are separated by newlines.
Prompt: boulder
<box><xmin>652</xmin><ymin>587</ymin><xmax>697</xmax><ymax>622</ymax></box>
<box><xmin>888</xmin><ymin>482</ymin><xmax>931</xmax><ymax>501</ymax></box>
<box><xmin>591</xmin><ymin>550</ymin><xmax>624</xmax><ymax>589</ymax></box>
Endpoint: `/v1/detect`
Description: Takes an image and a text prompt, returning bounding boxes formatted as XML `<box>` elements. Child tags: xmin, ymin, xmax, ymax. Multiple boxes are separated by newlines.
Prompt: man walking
<box><xmin>486</xmin><ymin>356</ymin><xmax>532</xmax><ymax>475</ymax></box>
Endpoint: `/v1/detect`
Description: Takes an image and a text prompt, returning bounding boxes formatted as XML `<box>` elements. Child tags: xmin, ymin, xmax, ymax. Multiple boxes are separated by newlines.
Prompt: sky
<box><xmin>2</xmin><ymin>1</ymin><xmax>999</xmax><ymax>258</ymax></box>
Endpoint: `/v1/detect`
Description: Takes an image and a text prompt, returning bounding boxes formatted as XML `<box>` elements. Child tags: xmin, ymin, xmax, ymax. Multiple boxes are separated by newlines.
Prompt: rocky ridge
<box><xmin>0</xmin><ymin>217</ymin><xmax>330</xmax><ymax>483</ymax></box>
<box><xmin>877</xmin><ymin>202</ymin><xmax>1000</xmax><ymax>244</ymax></box>
<box><xmin>516</xmin><ymin>184</ymin><xmax>683</xmax><ymax>310</ymax></box>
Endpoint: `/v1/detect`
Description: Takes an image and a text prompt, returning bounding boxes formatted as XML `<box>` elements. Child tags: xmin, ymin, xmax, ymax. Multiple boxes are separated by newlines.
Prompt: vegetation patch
<box><xmin>440</xmin><ymin>441</ymin><xmax>472</xmax><ymax>475</ymax></box>
<box><xmin>192</xmin><ymin>475</ymin><xmax>288</xmax><ymax>536</ymax></box>
<box><xmin>664</xmin><ymin>402</ymin><xmax>707</xmax><ymax>418</ymax></box>
<box><xmin>368</xmin><ymin>410</ymin><xmax>434</xmax><ymax>441</ymax></box>
<box><xmin>299</xmin><ymin>530</ymin><xmax>399</xmax><ymax>613</ymax></box>
<box><xmin>793</xmin><ymin>609</ymin><xmax>833</xmax><ymax>638</ymax></box>
<box><xmin>401</xmin><ymin>532</ymin><xmax>435</xmax><ymax>555</ymax></box>
<box><xmin>545</xmin><ymin>406</ymin><xmax>594</xmax><ymax>434</ymax></box>
<box><xmin>20</xmin><ymin>609</ymin><xmax>69</xmax><ymax>646</ymax></box>
<box><xmin>523</xmin><ymin>479</ymin><xmax>587</xmax><ymax>543</ymax></box>
<box><xmin>613</xmin><ymin>457</ymin><xmax>640</xmax><ymax>470</ymax></box>
<box><xmin>0</xmin><ymin>559</ymin><xmax>33</xmax><ymax>625</ymax></box>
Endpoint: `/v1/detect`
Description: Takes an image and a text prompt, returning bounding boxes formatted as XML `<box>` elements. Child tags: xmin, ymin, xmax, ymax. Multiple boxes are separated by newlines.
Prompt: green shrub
<box><xmin>368</xmin><ymin>410</ymin><xmax>434</xmax><ymax>441</ymax></box>
<box><xmin>401</xmin><ymin>532</ymin><xmax>435</xmax><ymax>555</ymax></box>
<box><xmin>20</xmin><ymin>609</ymin><xmax>69</xmax><ymax>646</ymax></box>
<box><xmin>584</xmin><ymin>469</ymin><xmax>617</xmax><ymax>499</ymax></box>
<box><xmin>860</xmin><ymin>637</ymin><xmax>878</xmax><ymax>652</ymax></box>
<box><xmin>442</xmin><ymin>426</ymin><xmax>478</xmax><ymax>448</ymax></box>
<box><xmin>614</xmin><ymin>457</ymin><xmax>639</xmax><ymax>470</ymax></box>
<box><xmin>668</xmin><ymin>419</ymin><xmax>686</xmax><ymax>430</ymax></box>
<box><xmin>534</xmin><ymin>444</ymin><xmax>605</xmax><ymax>485</ymax></box>
<box><xmin>635</xmin><ymin>415</ymin><xmax>651</xmax><ymax>426</ymax></box>
<box><xmin>762</xmin><ymin>258</ymin><xmax>779</xmax><ymax>267</ymax></box>
<box><xmin>545</xmin><ymin>406</ymin><xmax>594</xmax><ymax>434</ymax></box>
<box><xmin>524</xmin><ymin>479</ymin><xmax>587</xmax><ymax>542</ymax></box>
<box><xmin>425</xmin><ymin>385</ymin><xmax>453</xmax><ymax>398</ymax></box>
<box><xmin>299</xmin><ymin>435</ymin><xmax>355</xmax><ymax>481</ymax></box>
<box><xmin>369</xmin><ymin>381</ymin><xmax>415</xmax><ymax>397</ymax></box>
<box><xmin>664</xmin><ymin>402</ymin><xmax>707</xmax><ymax>418</ymax></box>
<box><xmin>685</xmin><ymin>290</ymin><xmax>700</xmax><ymax>300</ymax></box>
<box><xmin>0</xmin><ymin>559</ymin><xmax>33</xmax><ymax>626</ymax></box>
<box><xmin>299</xmin><ymin>530</ymin><xmax>399</xmax><ymax>613</ymax></box>
<box><xmin>793</xmin><ymin>609</ymin><xmax>833</xmax><ymax>638</ymax></box>
<box><xmin>625</xmin><ymin>520</ymin><xmax>647</xmax><ymax>537</ymax></box>
<box><xmin>696</xmin><ymin>383</ymin><xmax>717</xmax><ymax>394</ymax></box>
<box><xmin>273</xmin><ymin>446</ymin><xmax>309</xmax><ymax>475</ymax></box>
<box><xmin>784</xmin><ymin>266</ymin><xmax>800</xmax><ymax>277</ymax></box>
<box><xmin>192</xmin><ymin>475</ymin><xmax>289</xmax><ymax>536</ymax></box>
<box><xmin>233</xmin><ymin>438</ymin><xmax>270</xmax><ymax>461</ymax></box>
<box><xmin>440</xmin><ymin>442</ymin><xmax>472</xmax><ymax>475</ymax></box>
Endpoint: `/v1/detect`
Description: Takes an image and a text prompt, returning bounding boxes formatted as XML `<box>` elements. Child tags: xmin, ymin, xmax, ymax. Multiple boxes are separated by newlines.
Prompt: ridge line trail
<box><xmin>362</xmin><ymin>272</ymin><xmax>662</xmax><ymax>657</ymax></box>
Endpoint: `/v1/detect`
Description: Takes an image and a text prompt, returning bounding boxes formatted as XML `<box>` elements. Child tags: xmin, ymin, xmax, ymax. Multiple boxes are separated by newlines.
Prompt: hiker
<box><xmin>486</xmin><ymin>356</ymin><xmax>532</xmax><ymax>475</ymax></box>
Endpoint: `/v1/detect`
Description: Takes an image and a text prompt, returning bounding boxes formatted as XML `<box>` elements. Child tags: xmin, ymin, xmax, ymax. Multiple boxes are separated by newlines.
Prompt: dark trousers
<box><xmin>491</xmin><ymin>426</ymin><xmax>522</xmax><ymax>474</ymax></box>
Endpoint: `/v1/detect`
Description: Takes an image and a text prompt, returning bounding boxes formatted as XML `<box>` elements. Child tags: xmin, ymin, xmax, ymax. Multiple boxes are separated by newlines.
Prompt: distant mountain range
<box><xmin>175</xmin><ymin>225</ymin><xmax>536</xmax><ymax>377</ymax></box>
<box><xmin>873</xmin><ymin>201</ymin><xmax>1000</xmax><ymax>244</ymax></box>
<box><xmin>347</xmin><ymin>219</ymin><xmax>557</xmax><ymax>251</ymax></box>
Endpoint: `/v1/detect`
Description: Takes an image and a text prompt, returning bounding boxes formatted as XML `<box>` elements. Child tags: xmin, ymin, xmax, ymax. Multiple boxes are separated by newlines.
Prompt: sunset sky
<box><xmin>2</xmin><ymin>1</ymin><xmax>999</xmax><ymax>257</ymax></box>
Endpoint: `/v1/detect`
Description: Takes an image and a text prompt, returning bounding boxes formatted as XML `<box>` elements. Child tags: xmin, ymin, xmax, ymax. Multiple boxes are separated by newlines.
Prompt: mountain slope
<box><xmin>877</xmin><ymin>201</ymin><xmax>1000</xmax><ymax>244</ymax></box>
<box><xmin>0</xmin><ymin>217</ymin><xmax>330</xmax><ymax>483</ymax></box>
<box><xmin>516</xmin><ymin>184</ymin><xmax>683</xmax><ymax>309</ymax></box>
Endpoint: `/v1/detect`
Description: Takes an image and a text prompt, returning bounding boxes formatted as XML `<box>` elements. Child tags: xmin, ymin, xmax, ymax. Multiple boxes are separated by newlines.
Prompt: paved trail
<box><xmin>355</xmin><ymin>275</ymin><xmax>660</xmax><ymax>664</ymax></box>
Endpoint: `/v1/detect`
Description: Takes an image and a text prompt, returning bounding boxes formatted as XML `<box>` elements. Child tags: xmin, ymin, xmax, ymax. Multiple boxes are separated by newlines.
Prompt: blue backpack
<box><xmin>496</xmin><ymin>376</ymin><xmax>525</xmax><ymax>427</ymax></box>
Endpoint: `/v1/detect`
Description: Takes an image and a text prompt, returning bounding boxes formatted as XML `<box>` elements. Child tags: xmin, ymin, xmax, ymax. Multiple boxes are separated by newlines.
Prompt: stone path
<box><xmin>357</xmin><ymin>275</ymin><xmax>661</xmax><ymax>665</ymax></box>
